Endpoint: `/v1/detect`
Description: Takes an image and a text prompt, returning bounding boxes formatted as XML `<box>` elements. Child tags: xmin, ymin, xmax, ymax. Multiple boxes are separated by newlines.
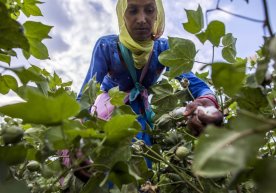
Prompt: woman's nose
<box><xmin>136</xmin><ymin>12</ymin><xmax>146</xmax><ymax>24</ymax></box>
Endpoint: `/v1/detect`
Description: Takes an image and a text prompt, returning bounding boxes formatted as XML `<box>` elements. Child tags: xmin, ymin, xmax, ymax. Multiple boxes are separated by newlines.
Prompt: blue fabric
<box><xmin>77</xmin><ymin>35</ymin><xmax>213</xmax><ymax>100</ymax></box>
<box><xmin>77</xmin><ymin>35</ymin><xmax>214</xmax><ymax>167</ymax></box>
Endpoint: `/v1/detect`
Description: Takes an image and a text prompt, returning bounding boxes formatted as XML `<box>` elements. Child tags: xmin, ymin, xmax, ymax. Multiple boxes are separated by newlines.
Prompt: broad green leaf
<box><xmin>206</xmin><ymin>21</ymin><xmax>225</xmax><ymax>47</ymax></box>
<box><xmin>61</xmin><ymin>81</ymin><xmax>73</xmax><ymax>87</ymax></box>
<box><xmin>80</xmin><ymin>173</ymin><xmax>107</xmax><ymax>193</ymax></box>
<box><xmin>0</xmin><ymin>145</ymin><xmax>27</xmax><ymax>165</ymax></box>
<box><xmin>196</xmin><ymin>32</ymin><xmax>207</xmax><ymax>44</ymax></box>
<box><xmin>159</xmin><ymin>37</ymin><xmax>196</xmax><ymax>78</ymax></box>
<box><xmin>13</xmin><ymin>67</ymin><xmax>45</xmax><ymax>85</ymax></box>
<box><xmin>48</xmin><ymin>71</ymin><xmax>62</xmax><ymax>89</ymax></box>
<box><xmin>112</xmin><ymin>105</ymin><xmax>136</xmax><ymax>116</ymax></box>
<box><xmin>255</xmin><ymin>59</ymin><xmax>269</xmax><ymax>85</ymax></box>
<box><xmin>104</xmin><ymin>114</ymin><xmax>139</xmax><ymax>144</ymax></box>
<box><xmin>222</xmin><ymin>47</ymin><xmax>236</xmax><ymax>63</ymax></box>
<box><xmin>63</xmin><ymin>120</ymin><xmax>105</xmax><ymax>139</ymax></box>
<box><xmin>183</xmin><ymin>5</ymin><xmax>204</xmax><ymax>34</ymax></box>
<box><xmin>229</xmin><ymin>110</ymin><xmax>274</xmax><ymax>131</ymax></box>
<box><xmin>28</xmin><ymin>38</ymin><xmax>49</xmax><ymax>59</ymax></box>
<box><xmin>108</xmin><ymin>161</ymin><xmax>137</xmax><ymax>189</ymax></box>
<box><xmin>236</xmin><ymin>87</ymin><xmax>269</xmax><ymax>114</ymax></box>
<box><xmin>0</xmin><ymin>74</ymin><xmax>18</xmax><ymax>94</ymax></box>
<box><xmin>150</xmin><ymin>80</ymin><xmax>178</xmax><ymax>113</ymax></box>
<box><xmin>45</xmin><ymin>126</ymin><xmax>70</xmax><ymax>149</ymax></box>
<box><xmin>222</xmin><ymin>33</ymin><xmax>237</xmax><ymax>63</ymax></box>
<box><xmin>0</xmin><ymin>3</ymin><xmax>29</xmax><ymax>51</ymax></box>
<box><xmin>94</xmin><ymin>144</ymin><xmax>132</xmax><ymax>169</ymax></box>
<box><xmin>0</xmin><ymin>179</ymin><xmax>30</xmax><ymax>193</ymax></box>
<box><xmin>0</xmin><ymin>88</ymin><xmax>80</xmax><ymax>124</ymax></box>
<box><xmin>193</xmin><ymin>126</ymin><xmax>266</xmax><ymax>177</ymax></box>
<box><xmin>23</xmin><ymin>21</ymin><xmax>52</xmax><ymax>59</ymax></box>
<box><xmin>211</xmin><ymin>61</ymin><xmax>246</xmax><ymax>97</ymax></box>
<box><xmin>108</xmin><ymin>86</ymin><xmax>127</xmax><ymax>106</ymax></box>
<box><xmin>0</xmin><ymin>53</ymin><xmax>11</xmax><ymax>64</ymax></box>
<box><xmin>21</xmin><ymin>0</ymin><xmax>43</xmax><ymax>17</ymax></box>
<box><xmin>129</xmin><ymin>156</ymin><xmax>152</xmax><ymax>180</ymax></box>
<box><xmin>79</xmin><ymin>76</ymin><xmax>101</xmax><ymax>110</ymax></box>
<box><xmin>253</xmin><ymin>158</ymin><xmax>276</xmax><ymax>193</ymax></box>
<box><xmin>222</xmin><ymin>33</ymin><xmax>237</xmax><ymax>47</ymax></box>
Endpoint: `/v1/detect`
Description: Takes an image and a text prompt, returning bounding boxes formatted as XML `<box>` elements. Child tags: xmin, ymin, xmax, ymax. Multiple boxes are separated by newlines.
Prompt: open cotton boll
<box><xmin>170</xmin><ymin>107</ymin><xmax>186</xmax><ymax>117</ymax></box>
<box><xmin>195</xmin><ymin>106</ymin><xmax>219</xmax><ymax>116</ymax></box>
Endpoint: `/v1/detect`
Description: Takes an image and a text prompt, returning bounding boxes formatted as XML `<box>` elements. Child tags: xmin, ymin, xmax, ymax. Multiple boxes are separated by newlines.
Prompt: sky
<box><xmin>1</xmin><ymin>0</ymin><xmax>276</xmax><ymax>106</ymax></box>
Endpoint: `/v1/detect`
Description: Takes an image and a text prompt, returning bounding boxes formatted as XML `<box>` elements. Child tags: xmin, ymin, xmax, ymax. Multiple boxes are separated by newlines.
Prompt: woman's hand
<box><xmin>183</xmin><ymin>95</ymin><xmax>223</xmax><ymax>136</ymax></box>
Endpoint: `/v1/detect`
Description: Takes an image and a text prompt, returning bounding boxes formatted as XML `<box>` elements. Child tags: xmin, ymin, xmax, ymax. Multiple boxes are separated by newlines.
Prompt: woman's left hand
<box><xmin>183</xmin><ymin>95</ymin><xmax>223</xmax><ymax>136</ymax></box>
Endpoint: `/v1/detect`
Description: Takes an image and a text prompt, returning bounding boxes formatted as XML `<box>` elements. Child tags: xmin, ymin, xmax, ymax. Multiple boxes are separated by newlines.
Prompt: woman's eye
<box><xmin>127</xmin><ymin>8</ymin><xmax>137</xmax><ymax>15</ymax></box>
<box><xmin>145</xmin><ymin>7</ymin><xmax>155</xmax><ymax>14</ymax></box>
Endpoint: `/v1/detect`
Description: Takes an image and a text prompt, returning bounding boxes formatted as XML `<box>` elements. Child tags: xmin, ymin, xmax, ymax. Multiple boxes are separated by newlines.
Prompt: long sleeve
<box><xmin>77</xmin><ymin>37</ymin><xmax>110</xmax><ymax>100</ymax></box>
<box><xmin>176</xmin><ymin>72</ymin><xmax>214</xmax><ymax>98</ymax></box>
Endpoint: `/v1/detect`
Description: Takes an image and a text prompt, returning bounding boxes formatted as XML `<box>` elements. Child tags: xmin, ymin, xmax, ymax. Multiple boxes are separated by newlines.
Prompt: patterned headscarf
<box><xmin>116</xmin><ymin>0</ymin><xmax>165</xmax><ymax>69</ymax></box>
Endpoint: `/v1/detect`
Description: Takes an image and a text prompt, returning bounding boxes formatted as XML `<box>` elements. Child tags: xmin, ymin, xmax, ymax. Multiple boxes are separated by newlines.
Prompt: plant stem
<box><xmin>157</xmin><ymin>181</ymin><xmax>185</xmax><ymax>187</ymax></box>
<box><xmin>143</xmin><ymin>144</ymin><xmax>204</xmax><ymax>193</ymax></box>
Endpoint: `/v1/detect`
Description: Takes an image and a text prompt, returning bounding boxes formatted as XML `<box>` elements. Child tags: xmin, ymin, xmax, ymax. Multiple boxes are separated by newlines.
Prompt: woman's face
<box><xmin>124</xmin><ymin>0</ymin><xmax>157</xmax><ymax>41</ymax></box>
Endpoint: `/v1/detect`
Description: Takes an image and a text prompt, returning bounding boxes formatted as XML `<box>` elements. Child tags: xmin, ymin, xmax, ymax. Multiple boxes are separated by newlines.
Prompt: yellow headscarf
<box><xmin>116</xmin><ymin>0</ymin><xmax>165</xmax><ymax>69</ymax></box>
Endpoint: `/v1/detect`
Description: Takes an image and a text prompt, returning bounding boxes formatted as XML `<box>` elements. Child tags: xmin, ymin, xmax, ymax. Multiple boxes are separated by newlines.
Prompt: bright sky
<box><xmin>1</xmin><ymin>0</ymin><xmax>276</xmax><ymax>106</ymax></box>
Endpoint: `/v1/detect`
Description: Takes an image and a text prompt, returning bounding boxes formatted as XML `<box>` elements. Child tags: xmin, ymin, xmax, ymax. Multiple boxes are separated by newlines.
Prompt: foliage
<box><xmin>0</xmin><ymin>1</ymin><xmax>276</xmax><ymax>193</ymax></box>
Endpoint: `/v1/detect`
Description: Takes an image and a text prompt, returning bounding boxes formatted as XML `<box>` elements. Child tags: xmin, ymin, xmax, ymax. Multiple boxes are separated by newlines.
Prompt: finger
<box><xmin>184</xmin><ymin>102</ymin><xmax>198</xmax><ymax>116</ymax></box>
<box><xmin>187</xmin><ymin>115</ymin><xmax>205</xmax><ymax>136</ymax></box>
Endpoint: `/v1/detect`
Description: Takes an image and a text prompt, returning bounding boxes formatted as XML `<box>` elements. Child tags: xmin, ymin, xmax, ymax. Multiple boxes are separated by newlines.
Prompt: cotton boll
<box><xmin>195</xmin><ymin>106</ymin><xmax>219</xmax><ymax>116</ymax></box>
<box><xmin>170</xmin><ymin>107</ymin><xmax>186</xmax><ymax>117</ymax></box>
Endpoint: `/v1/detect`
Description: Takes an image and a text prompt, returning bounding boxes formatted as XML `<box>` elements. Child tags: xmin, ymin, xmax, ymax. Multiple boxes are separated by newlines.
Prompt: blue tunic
<box><xmin>78</xmin><ymin>35</ymin><xmax>212</xmax><ymax>97</ymax></box>
<box><xmin>78</xmin><ymin>35</ymin><xmax>213</xmax><ymax>167</ymax></box>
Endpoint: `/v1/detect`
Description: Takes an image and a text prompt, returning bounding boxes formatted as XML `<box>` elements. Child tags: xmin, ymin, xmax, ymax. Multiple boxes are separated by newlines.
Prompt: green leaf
<box><xmin>255</xmin><ymin>59</ymin><xmax>269</xmax><ymax>85</ymax></box>
<box><xmin>253</xmin><ymin>158</ymin><xmax>276</xmax><ymax>193</ymax></box>
<box><xmin>236</xmin><ymin>87</ymin><xmax>269</xmax><ymax>114</ymax></box>
<box><xmin>206</xmin><ymin>20</ymin><xmax>225</xmax><ymax>47</ymax></box>
<box><xmin>222</xmin><ymin>47</ymin><xmax>236</xmax><ymax>63</ymax></box>
<box><xmin>222</xmin><ymin>33</ymin><xmax>237</xmax><ymax>63</ymax></box>
<box><xmin>0</xmin><ymin>3</ymin><xmax>29</xmax><ymax>51</ymax></box>
<box><xmin>104</xmin><ymin>114</ymin><xmax>139</xmax><ymax>144</ymax></box>
<box><xmin>28</xmin><ymin>38</ymin><xmax>49</xmax><ymax>59</ymax></box>
<box><xmin>222</xmin><ymin>33</ymin><xmax>237</xmax><ymax>47</ymax></box>
<box><xmin>193</xmin><ymin>126</ymin><xmax>266</xmax><ymax>177</ymax></box>
<box><xmin>45</xmin><ymin>126</ymin><xmax>70</xmax><ymax>149</ymax></box>
<box><xmin>158</xmin><ymin>37</ymin><xmax>196</xmax><ymax>77</ymax></box>
<box><xmin>21</xmin><ymin>0</ymin><xmax>43</xmax><ymax>17</ymax></box>
<box><xmin>0</xmin><ymin>88</ymin><xmax>80</xmax><ymax>124</ymax></box>
<box><xmin>112</xmin><ymin>105</ymin><xmax>136</xmax><ymax>116</ymax></box>
<box><xmin>196</xmin><ymin>32</ymin><xmax>207</xmax><ymax>44</ymax></box>
<box><xmin>23</xmin><ymin>21</ymin><xmax>52</xmax><ymax>59</ymax></box>
<box><xmin>0</xmin><ymin>53</ymin><xmax>11</xmax><ymax>64</ymax></box>
<box><xmin>0</xmin><ymin>145</ymin><xmax>27</xmax><ymax>165</ymax></box>
<box><xmin>80</xmin><ymin>173</ymin><xmax>107</xmax><ymax>193</ymax></box>
<box><xmin>229</xmin><ymin>110</ymin><xmax>274</xmax><ymax>131</ymax></box>
<box><xmin>150</xmin><ymin>80</ymin><xmax>178</xmax><ymax>112</ymax></box>
<box><xmin>108</xmin><ymin>161</ymin><xmax>137</xmax><ymax>189</ymax></box>
<box><xmin>0</xmin><ymin>74</ymin><xmax>18</xmax><ymax>94</ymax></box>
<box><xmin>108</xmin><ymin>86</ymin><xmax>127</xmax><ymax>106</ymax></box>
<box><xmin>211</xmin><ymin>61</ymin><xmax>246</xmax><ymax>97</ymax></box>
<box><xmin>183</xmin><ymin>5</ymin><xmax>204</xmax><ymax>34</ymax></box>
<box><xmin>79</xmin><ymin>76</ymin><xmax>101</xmax><ymax>110</ymax></box>
<box><xmin>13</xmin><ymin>67</ymin><xmax>45</xmax><ymax>85</ymax></box>
<box><xmin>0</xmin><ymin>179</ymin><xmax>30</xmax><ymax>193</ymax></box>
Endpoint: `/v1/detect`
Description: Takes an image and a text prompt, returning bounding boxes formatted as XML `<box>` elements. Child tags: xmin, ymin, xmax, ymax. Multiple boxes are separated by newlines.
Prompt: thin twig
<box><xmin>142</xmin><ymin>144</ymin><xmax>204</xmax><ymax>193</ymax></box>
<box><xmin>217</xmin><ymin>7</ymin><xmax>264</xmax><ymax>23</ymax></box>
<box><xmin>262</xmin><ymin>0</ymin><xmax>274</xmax><ymax>37</ymax></box>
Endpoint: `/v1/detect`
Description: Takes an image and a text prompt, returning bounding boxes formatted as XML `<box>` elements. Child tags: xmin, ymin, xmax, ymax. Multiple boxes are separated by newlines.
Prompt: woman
<box><xmin>78</xmin><ymin>0</ymin><xmax>222</xmax><ymax>137</ymax></box>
